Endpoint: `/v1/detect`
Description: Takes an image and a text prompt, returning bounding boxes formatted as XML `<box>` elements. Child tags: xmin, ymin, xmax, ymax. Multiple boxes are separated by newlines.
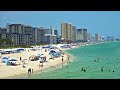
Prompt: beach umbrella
<box><xmin>37</xmin><ymin>54</ymin><xmax>41</xmax><ymax>56</ymax></box>
<box><xmin>40</xmin><ymin>54</ymin><xmax>45</xmax><ymax>58</ymax></box>
<box><xmin>29</xmin><ymin>55</ymin><xmax>36</xmax><ymax>58</ymax></box>
<box><xmin>8</xmin><ymin>59</ymin><xmax>18</xmax><ymax>65</ymax></box>
<box><xmin>2</xmin><ymin>57</ymin><xmax>8</xmax><ymax>63</ymax></box>
<box><xmin>36</xmin><ymin>54</ymin><xmax>41</xmax><ymax>58</ymax></box>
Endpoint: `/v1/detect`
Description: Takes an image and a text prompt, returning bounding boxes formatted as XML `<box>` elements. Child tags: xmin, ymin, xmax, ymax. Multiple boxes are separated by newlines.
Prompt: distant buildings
<box><xmin>54</xmin><ymin>29</ymin><xmax>58</xmax><ymax>36</ymax></box>
<box><xmin>76</xmin><ymin>28</ymin><xmax>88</xmax><ymax>42</ymax></box>
<box><xmin>95</xmin><ymin>34</ymin><xmax>101</xmax><ymax>42</ymax></box>
<box><xmin>87</xmin><ymin>32</ymin><xmax>90</xmax><ymax>42</ymax></box>
<box><xmin>106</xmin><ymin>36</ymin><xmax>115</xmax><ymax>41</ymax></box>
<box><xmin>0</xmin><ymin>22</ymin><xmax>115</xmax><ymax>46</ymax></box>
<box><xmin>57</xmin><ymin>36</ymin><xmax>61</xmax><ymax>43</ymax></box>
<box><xmin>0</xmin><ymin>28</ymin><xmax>8</xmax><ymax>40</ymax></box>
<box><xmin>72</xmin><ymin>26</ymin><xmax>77</xmax><ymax>42</ymax></box>
<box><xmin>61</xmin><ymin>22</ymin><xmax>89</xmax><ymax>43</ymax></box>
<box><xmin>101</xmin><ymin>36</ymin><xmax>106</xmax><ymax>42</ymax></box>
<box><xmin>76</xmin><ymin>29</ymin><xmax>81</xmax><ymax>42</ymax></box>
<box><xmin>0</xmin><ymin>23</ymin><xmax>58</xmax><ymax>46</ymax></box>
<box><xmin>44</xmin><ymin>27</ymin><xmax>57</xmax><ymax>44</ymax></box>
<box><xmin>61</xmin><ymin>22</ymin><xmax>71</xmax><ymax>42</ymax></box>
<box><xmin>6</xmin><ymin>23</ymin><xmax>35</xmax><ymax>45</ymax></box>
<box><xmin>90</xmin><ymin>36</ymin><xmax>95</xmax><ymax>42</ymax></box>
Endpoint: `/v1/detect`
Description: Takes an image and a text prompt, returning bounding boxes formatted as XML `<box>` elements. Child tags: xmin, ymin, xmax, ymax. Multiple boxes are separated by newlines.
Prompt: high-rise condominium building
<box><xmin>43</xmin><ymin>27</ymin><xmax>57</xmax><ymax>44</ymax></box>
<box><xmin>87</xmin><ymin>32</ymin><xmax>90</xmax><ymax>41</ymax></box>
<box><xmin>77</xmin><ymin>28</ymin><xmax>87</xmax><ymax>42</ymax></box>
<box><xmin>61</xmin><ymin>22</ymin><xmax>76</xmax><ymax>43</ymax></box>
<box><xmin>95</xmin><ymin>34</ymin><xmax>99</xmax><ymax>41</ymax></box>
<box><xmin>6</xmin><ymin>23</ymin><xmax>35</xmax><ymax>45</ymax></box>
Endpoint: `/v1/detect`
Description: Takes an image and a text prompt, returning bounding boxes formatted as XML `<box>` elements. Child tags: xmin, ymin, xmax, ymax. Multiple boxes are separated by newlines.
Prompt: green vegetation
<box><xmin>0</xmin><ymin>39</ymin><xmax>12</xmax><ymax>46</ymax></box>
<box><xmin>36</xmin><ymin>43</ymin><xmax>48</xmax><ymax>46</ymax></box>
<box><xmin>0</xmin><ymin>39</ymin><xmax>57</xmax><ymax>49</ymax></box>
<box><xmin>0</xmin><ymin>45</ymin><xmax>31</xmax><ymax>49</ymax></box>
<box><xmin>0</xmin><ymin>40</ymin><xmax>49</xmax><ymax>49</ymax></box>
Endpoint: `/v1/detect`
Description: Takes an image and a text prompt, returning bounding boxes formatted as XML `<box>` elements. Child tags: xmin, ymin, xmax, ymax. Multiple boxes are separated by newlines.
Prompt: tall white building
<box><xmin>44</xmin><ymin>27</ymin><xmax>57</xmax><ymax>44</ymax></box>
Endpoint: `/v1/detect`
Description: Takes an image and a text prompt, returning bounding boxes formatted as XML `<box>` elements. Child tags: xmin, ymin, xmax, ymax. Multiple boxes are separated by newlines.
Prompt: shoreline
<box><xmin>0</xmin><ymin>46</ymin><xmax>76</xmax><ymax>79</ymax></box>
<box><xmin>7</xmin><ymin>53</ymin><xmax>73</xmax><ymax>79</ymax></box>
<box><xmin>0</xmin><ymin>42</ymin><xmax>108</xmax><ymax>79</ymax></box>
<box><xmin>6</xmin><ymin>52</ymin><xmax>74</xmax><ymax>79</ymax></box>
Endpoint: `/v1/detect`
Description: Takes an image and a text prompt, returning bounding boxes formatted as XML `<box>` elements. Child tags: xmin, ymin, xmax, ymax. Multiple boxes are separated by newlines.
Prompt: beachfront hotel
<box><xmin>61</xmin><ymin>22</ymin><xmax>91</xmax><ymax>43</ymax></box>
<box><xmin>77</xmin><ymin>28</ymin><xmax>88</xmax><ymax>42</ymax></box>
<box><xmin>87</xmin><ymin>32</ymin><xmax>91</xmax><ymax>42</ymax></box>
<box><xmin>0</xmin><ymin>23</ymin><xmax>58</xmax><ymax>46</ymax></box>
<box><xmin>6</xmin><ymin>23</ymin><xmax>35</xmax><ymax>45</ymax></box>
<box><xmin>95</xmin><ymin>33</ymin><xmax>102</xmax><ymax>42</ymax></box>
<box><xmin>61</xmin><ymin>22</ymin><xmax>77</xmax><ymax>43</ymax></box>
<box><xmin>44</xmin><ymin>27</ymin><xmax>57</xmax><ymax>44</ymax></box>
<box><xmin>61</xmin><ymin>23</ymin><xmax>72</xmax><ymax>41</ymax></box>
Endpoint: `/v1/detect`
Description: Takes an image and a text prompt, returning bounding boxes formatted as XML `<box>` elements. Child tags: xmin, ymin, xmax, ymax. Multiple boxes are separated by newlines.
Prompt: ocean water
<box><xmin>19</xmin><ymin>41</ymin><xmax>120</xmax><ymax>79</ymax></box>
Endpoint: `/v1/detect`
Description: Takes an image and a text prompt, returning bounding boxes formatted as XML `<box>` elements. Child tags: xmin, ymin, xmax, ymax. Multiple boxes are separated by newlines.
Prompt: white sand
<box><xmin>0</xmin><ymin>48</ymin><xmax>71</xmax><ymax>79</ymax></box>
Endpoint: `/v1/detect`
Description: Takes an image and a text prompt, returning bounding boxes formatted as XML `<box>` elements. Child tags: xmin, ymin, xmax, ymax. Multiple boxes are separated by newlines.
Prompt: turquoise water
<box><xmin>20</xmin><ymin>42</ymin><xmax>120</xmax><ymax>79</ymax></box>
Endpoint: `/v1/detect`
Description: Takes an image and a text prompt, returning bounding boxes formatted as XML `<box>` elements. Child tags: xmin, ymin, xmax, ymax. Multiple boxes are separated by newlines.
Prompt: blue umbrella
<box><xmin>2</xmin><ymin>57</ymin><xmax>8</xmax><ymax>63</ymax></box>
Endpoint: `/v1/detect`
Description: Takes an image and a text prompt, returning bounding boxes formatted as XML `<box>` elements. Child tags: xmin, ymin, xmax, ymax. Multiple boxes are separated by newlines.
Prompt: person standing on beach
<box><xmin>20</xmin><ymin>57</ymin><xmax>21</xmax><ymax>61</ymax></box>
<box><xmin>62</xmin><ymin>57</ymin><xmax>64</xmax><ymax>64</ymax></box>
<box><xmin>68</xmin><ymin>56</ymin><xmax>69</xmax><ymax>60</ymax></box>
<box><xmin>67</xmin><ymin>55</ymin><xmax>70</xmax><ymax>63</ymax></box>
<box><xmin>28</xmin><ymin>68</ymin><xmax>31</xmax><ymax>74</ymax></box>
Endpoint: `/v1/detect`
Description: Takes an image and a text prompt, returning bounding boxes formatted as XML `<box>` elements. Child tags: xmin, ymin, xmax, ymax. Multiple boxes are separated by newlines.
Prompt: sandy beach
<box><xmin>0</xmin><ymin>46</ymin><xmax>75</xmax><ymax>79</ymax></box>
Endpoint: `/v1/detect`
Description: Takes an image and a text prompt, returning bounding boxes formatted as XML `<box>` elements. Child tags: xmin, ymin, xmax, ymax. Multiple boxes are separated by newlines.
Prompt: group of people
<box><xmin>93</xmin><ymin>57</ymin><xmax>117</xmax><ymax>73</ymax></box>
<box><xmin>101</xmin><ymin>66</ymin><xmax>115</xmax><ymax>72</ymax></box>
<box><xmin>81</xmin><ymin>67</ymin><xmax>87</xmax><ymax>72</ymax></box>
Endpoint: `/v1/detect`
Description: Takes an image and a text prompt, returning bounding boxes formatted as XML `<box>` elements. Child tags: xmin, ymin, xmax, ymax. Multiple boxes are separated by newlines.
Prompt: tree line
<box><xmin>0</xmin><ymin>39</ymin><xmax>12</xmax><ymax>46</ymax></box>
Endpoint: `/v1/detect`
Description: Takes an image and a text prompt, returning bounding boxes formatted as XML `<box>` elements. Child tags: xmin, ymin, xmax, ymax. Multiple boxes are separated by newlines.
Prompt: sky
<box><xmin>0</xmin><ymin>11</ymin><xmax>120</xmax><ymax>37</ymax></box>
